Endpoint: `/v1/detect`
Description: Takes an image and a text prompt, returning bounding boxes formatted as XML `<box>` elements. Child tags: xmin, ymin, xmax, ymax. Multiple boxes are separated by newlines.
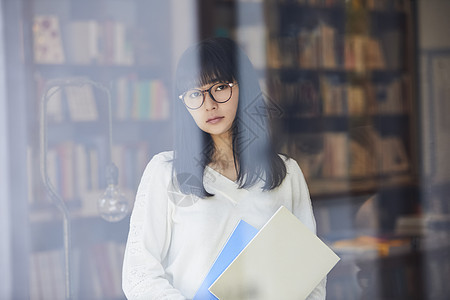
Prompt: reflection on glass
<box><xmin>98</xmin><ymin>183</ymin><xmax>129</xmax><ymax>222</ymax></box>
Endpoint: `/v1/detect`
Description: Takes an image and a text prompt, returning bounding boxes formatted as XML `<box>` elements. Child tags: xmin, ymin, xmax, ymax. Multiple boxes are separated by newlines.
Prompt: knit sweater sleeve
<box><xmin>122</xmin><ymin>153</ymin><xmax>186</xmax><ymax>300</ymax></box>
<box><xmin>287</xmin><ymin>158</ymin><xmax>327</xmax><ymax>300</ymax></box>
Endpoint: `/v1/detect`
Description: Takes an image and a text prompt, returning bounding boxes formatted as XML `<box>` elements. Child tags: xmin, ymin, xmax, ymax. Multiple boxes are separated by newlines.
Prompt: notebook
<box><xmin>208</xmin><ymin>206</ymin><xmax>340</xmax><ymax>300</ymax></box>
<box><xmin>193</xmin><ymin>220</ymin><xmax>259</xmax><ymax>300</ymax></box>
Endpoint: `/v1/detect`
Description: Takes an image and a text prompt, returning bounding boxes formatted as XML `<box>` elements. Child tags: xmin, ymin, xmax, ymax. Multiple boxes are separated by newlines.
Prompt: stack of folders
<box><xmin>193</xmin><ymin>206</ymin><xmax>340</xmax><ymax>300</ymax></box>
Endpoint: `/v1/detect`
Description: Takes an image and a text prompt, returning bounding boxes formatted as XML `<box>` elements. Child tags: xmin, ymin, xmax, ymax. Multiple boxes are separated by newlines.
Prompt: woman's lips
<box><xmin>206</xmin><ymin>116</ymin><xmax>224</xmax><ymax>124</ymax></box>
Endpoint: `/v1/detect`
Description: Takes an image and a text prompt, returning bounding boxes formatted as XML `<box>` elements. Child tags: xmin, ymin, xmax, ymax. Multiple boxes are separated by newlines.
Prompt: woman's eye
<box><xmin>189</xmin><ymin>91</ymin><xmax>201</xmax><ymax>98</ymax></box>
<box><xmin>215</xmin><ymin>84</ymin><xmax>228</xmax><ymax>91</ymax></box>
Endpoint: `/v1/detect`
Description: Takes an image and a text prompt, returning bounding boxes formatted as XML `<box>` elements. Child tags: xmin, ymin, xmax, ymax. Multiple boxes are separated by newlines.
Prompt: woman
<box><xmin>122</xmin><ymin>37</ymin><xmax>326</xmax><ymax>299</ymax></box>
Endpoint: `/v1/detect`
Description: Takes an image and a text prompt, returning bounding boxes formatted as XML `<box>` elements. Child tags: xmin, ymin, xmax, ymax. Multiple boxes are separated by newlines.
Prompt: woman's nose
<box><xmin>203</xmin><ymin>92</ymin><xmax>217</xmax><ymax>110</ymax></box>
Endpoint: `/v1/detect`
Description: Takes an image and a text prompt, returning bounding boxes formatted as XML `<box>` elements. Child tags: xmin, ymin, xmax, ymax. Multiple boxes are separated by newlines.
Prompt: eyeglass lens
<box><xmin>183</xmin><ymin>83</ymin><xmax>232</xmax><ymax>109</ymax></box>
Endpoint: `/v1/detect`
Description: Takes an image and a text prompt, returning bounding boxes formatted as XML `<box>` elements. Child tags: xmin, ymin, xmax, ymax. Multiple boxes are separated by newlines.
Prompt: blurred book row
<box><xmin>33</xmin><ymin>15</ymin><xmax>135</xmax><ymax>66</ymax></box>
<box><xmin>30</xmin><ymin>242</ymin><xmax>125</xmax><ymax>300</ymax></box>
<box><xmin>36</xmin><ymin>75</ymin><xmax>170</xmax><ymax>122</ymax></box>
<box><xmin>272</xmin><ymin>0</ymin><xmax>407</xmax><ymax>11</ymax></box>
<box><xmin>267</xmin><ymin>74</ymin><xmax>411</xmax><ymax>116</ymax></box>
<box><xmin>284</xmin><ymin>129</ymin><xmax>410</xmax><ymax>179</ymax></box>
<box><xmin>267</xmin><ymin>23</ymin><xmax>402</xmax><ymax>72</ymax></box>
<box><xmin>28</xmin><ymin>141</ymin><xmax>148</xmax><ymax>215</ymax></box>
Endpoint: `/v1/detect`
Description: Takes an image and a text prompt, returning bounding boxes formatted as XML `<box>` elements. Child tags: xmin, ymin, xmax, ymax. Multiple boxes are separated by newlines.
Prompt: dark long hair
<box><xmin>172</xmin><ymin>37</ymin><xmax>286</xmax><ymax>198</ymax></box>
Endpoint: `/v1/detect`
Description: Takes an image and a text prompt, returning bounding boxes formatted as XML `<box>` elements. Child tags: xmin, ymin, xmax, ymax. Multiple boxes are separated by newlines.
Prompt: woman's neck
<box><xmin>211</xmin><ymin>131</ymin><xmax>233</xmax><ymax>158</ymax></box>
<box><xmin>210</xmin><ymin>132</ymin><xmax>238</xmax><ymax>180</ymax></box>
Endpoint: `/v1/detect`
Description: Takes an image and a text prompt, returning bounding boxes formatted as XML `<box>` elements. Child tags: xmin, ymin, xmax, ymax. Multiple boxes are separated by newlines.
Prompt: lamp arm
<box><xmin>40</xmin><ymin>84</ymin><xmax>73</xmax><ymax>300</ymax></box>
<box><xmin>39</xmin><ymin>77</ymin><xmax>115</xmax><ymax>300</ymax></box>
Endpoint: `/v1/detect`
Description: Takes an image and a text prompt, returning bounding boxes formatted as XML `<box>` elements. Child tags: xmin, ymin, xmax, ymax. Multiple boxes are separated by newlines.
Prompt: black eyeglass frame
<box><xmin>178</xmin><ymin>82</ymin><xmax>238</xmax><ymax>110</ymax></box>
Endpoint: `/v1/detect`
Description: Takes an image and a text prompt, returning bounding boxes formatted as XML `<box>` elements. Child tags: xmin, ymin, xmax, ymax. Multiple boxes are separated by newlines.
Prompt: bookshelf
<box><xmin>269</xmin><ymin>1</ymin><xmax>421</xmax><ymax>298</ymax></box>
<box><xmin>199</xmin><ymin>0</ymin><xmax>425</xmax><ymax>298</ymax></box>
<box><xmin>265</xmin><ymin>0</ymin><xmax>418</xmax><ymax>197</ymax></box>
<box><xmin>23</xmin><ymin>0</ymin><xmax>174</xmax><ymax>299</ymax></box>
<box><xmin>28</xmin><ymin>1</ymin><xmax>174</xmax><ymax>205</ymax></box>
<box><xmin>199</xmin><ymin>0</ymin><xmax>418</xmax><ymax>198</ymax></box>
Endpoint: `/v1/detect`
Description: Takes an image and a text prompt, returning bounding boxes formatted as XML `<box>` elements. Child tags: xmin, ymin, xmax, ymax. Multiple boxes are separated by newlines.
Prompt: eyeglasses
<box><xmin>178</xmin><ymin>82</ymin><xmax>237</xmax><ymax>110</ymax></box>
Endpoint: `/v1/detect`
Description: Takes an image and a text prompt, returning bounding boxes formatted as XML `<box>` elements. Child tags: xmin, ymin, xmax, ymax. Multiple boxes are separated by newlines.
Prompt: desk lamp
<box><xmin>40</xmin><ymin>77</ymin><xmax>129</xmax><ymax>299</ymax></box>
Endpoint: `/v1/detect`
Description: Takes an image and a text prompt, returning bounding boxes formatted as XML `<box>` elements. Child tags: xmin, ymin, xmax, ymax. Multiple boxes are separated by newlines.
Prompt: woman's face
<box><xmin>183</xmin><ymin>81</ymin><xmax>239</xmax><ymax>140</ymax></box>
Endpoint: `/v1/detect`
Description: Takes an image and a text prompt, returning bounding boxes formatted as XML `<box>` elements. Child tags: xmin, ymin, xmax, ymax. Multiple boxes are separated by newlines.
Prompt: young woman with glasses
<box><xmin>122</xmin><ymin>37</ymin><xmax>326</xmax><ymax>299</ymax></box>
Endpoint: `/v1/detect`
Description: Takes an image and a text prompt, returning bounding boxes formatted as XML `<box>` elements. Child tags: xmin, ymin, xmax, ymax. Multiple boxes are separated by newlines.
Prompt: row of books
<box><xmin>29</xmin><ymin>242</ymin><xmax>125</xmax><ymax>300</ymax></box>
<box><xmin>267</xmin><ymin>75</ymin><xmax>410</xmax><ymax>116</ymax></box>
<box><xmin>268</xmin><ymin>77</ymin><xmax>321</xmax><ymax>116</ymax></box>
<box><xmin>30</xmin><ymin>141</ymin><xmax>148</xmax><ymax>209</ymax></box>
<box><xmin>267</xmin><ymin>23</ymin><xmax>340</xmax><ymax>70</ymax></box>
<box><xmin>365</xmin><ymin>0</ymin><xmax>408</xmax><ymax>11</ymax></box>
<box><xmin>33</xmin><ymin>15</ymin><xmax>134</xmax><ymax>65</ymax></box>
<box><xmin>320</xmin><ymin>76</ymin><xmax>410</xmax><ymax>115</ymax></box>
<box><xmin>111</xmin><ymin>76</ymin><xmax>170</xmax><ymax>121</ymax></box>
<box><xmin>272</xmin><ymin>0</ymin><xmax>407</xmax><ymax>11</ymax></box>
<box><xmin>41</xmin><ymin>80</ymin><xmax>100</xmax><ymax>123</ymax></box>
<box><xmin>284</xmin><ymin>129</ymin><xmax>410</xmax><ymax>179</ymax></box>
<box><xmin>268</xmin><ymin>0</ymin><xmax>345</xmax><ymax>6</ymax></box>
<box><xmin>29</xmin><ymin>249</ymin><xmax>65</xmax><ymax>300</ymax></box>
<box><xmin>78</xmin><ymin>242</ymin><xmax>126</xmax><ymax>299</ymax></box>
<box><xmin>267</xmin><ymin>24</ymin><xmax>402</xmax><ymax>71</ymax></box>
<box><xmin>36</xmin><ymin>74</ymin><xmax>170</xmax><ymax>122</ymax></box>
<box><xmin>111</xmin><ymin>143</ymin><xmax>150</xmax><ymax>191</ymax></box>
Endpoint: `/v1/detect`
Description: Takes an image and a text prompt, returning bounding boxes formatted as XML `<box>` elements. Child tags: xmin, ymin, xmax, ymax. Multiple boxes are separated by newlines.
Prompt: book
<box><xmin>30</xmin><ymin>250</ymin><xmax>65</xmax><ymax>300</ymax></box>
<box><xmin>344</xmin><ymin>35</ymin><xmax>366</xmax><ymax>72</ymax></box>
<box><xmin>320</xmin><ymin>75</ymin><xmax>347</xmax><ymax>115</ymax></box>
<box><xmin>318</xmin><ymin>22</ymin><xmax>337</xmax><ymax>69</ymax></box>
<box><xmin>322</xmin><ymin>132</ymin><xmax>349</xmax><ymax>178</ymax></box>
<box><xmin>64</xmin><ymin>84</ymin><xmax>98</xmax><ymax>122</ymax></box>
<box><xmin>209</xmin><ymin>206</ymin><xmax>340</xmax><ymax>300</ymax></box>
<box><xmin>32</xmin><ymin>15</ymin><xmax>65</xmax><ymax>64</ymax></box>
<box><xmin>193</xmin><ymin>220</ymin><xmax>258</xmax><ymax>300</ymax></box>
<box><xmin>366</xmin><ymin>37</ymin><xmax>386</xmax><ymax>70</ymax></box>
<box><xmin>67</xmin><ymin>20</ymin><xmax>99</xmax><ymax>64</ymax></box>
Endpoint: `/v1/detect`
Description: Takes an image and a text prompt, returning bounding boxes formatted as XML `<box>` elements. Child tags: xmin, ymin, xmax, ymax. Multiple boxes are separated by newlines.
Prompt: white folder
<box><xmin>209</xmin><ymin>206</ymin><xmax>340</xmax><ymax>300</ymax></box>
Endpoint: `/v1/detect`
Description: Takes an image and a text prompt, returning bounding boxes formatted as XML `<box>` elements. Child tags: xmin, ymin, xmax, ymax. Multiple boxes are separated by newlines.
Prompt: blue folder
<box><xmin>192</xmin><ymin>220</ymin><xmax>258</xmax><ymax>300</ymax></box>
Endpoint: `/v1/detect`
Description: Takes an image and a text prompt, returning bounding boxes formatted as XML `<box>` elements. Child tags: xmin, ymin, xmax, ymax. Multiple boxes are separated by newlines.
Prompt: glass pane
<box><xmin>2</xmin><ymin>0</ymin><xmax>450</xmax><ymax>299</ymax></box>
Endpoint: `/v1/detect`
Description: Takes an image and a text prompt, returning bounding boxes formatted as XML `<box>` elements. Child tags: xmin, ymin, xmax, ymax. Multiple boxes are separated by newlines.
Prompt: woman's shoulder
<box><xmin>278</xmin><ymin>153</ymin><xmax>304</xmax><ymax>177</ymax></box>
<box><xmin>144</xmin><ymin>150</ymin><xmax>174</xmax><ymax>173</ymax></box>
<box><xmin>278</xmin><ymin>153</ymin><xmax>298</xmax><ymax>168</ymax></box>
<box><xmin>151</xmin><ymin>150</ymin><xmax>174</xmax><ymax>163</ymax></box>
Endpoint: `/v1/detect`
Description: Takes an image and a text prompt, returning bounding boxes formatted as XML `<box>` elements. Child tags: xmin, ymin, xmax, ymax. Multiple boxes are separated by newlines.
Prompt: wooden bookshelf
<box><xmin>22</xmin><ymin>0</ymin><xmax>174</xmax><ymax>299</ymax></box>
<box><xmin>28</xmin><ymin>0</ymin><xmax>173</xmax><ymax>203</ymax></box>
<box><xmin>199</xmin><ymin>0</ymin><xmax>418</xmax><ymax>191</ymax></box>
<box><xmin>200</xmin><ymin>0</ymin><xmax>421</xmax><ymax>298</ymax></box>
<box><xmin>265</xmin><ymin>0</ymin><xmax>417</xmax><ymax>196</ymax></box>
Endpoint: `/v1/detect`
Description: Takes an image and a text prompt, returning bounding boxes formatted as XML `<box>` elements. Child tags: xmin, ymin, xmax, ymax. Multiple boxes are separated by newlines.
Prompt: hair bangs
<box><xmin>175</xmin><ymin>41</ymin><xmax>236</xmax><ymax>96</ymax></box>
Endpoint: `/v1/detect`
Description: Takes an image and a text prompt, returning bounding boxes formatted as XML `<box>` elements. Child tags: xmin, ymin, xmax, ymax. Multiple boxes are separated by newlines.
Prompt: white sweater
<box><xmin>122</xmin><ymin>151</ymin><xmax>326</xmax><ymax>300</ymax></box>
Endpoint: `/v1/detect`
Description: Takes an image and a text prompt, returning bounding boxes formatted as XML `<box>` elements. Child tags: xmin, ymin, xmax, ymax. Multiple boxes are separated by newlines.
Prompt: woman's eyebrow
<box><xmin>194</xmin><ymin>79</ymin><xmax>221</xmax><ymax>89</ymax></box>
